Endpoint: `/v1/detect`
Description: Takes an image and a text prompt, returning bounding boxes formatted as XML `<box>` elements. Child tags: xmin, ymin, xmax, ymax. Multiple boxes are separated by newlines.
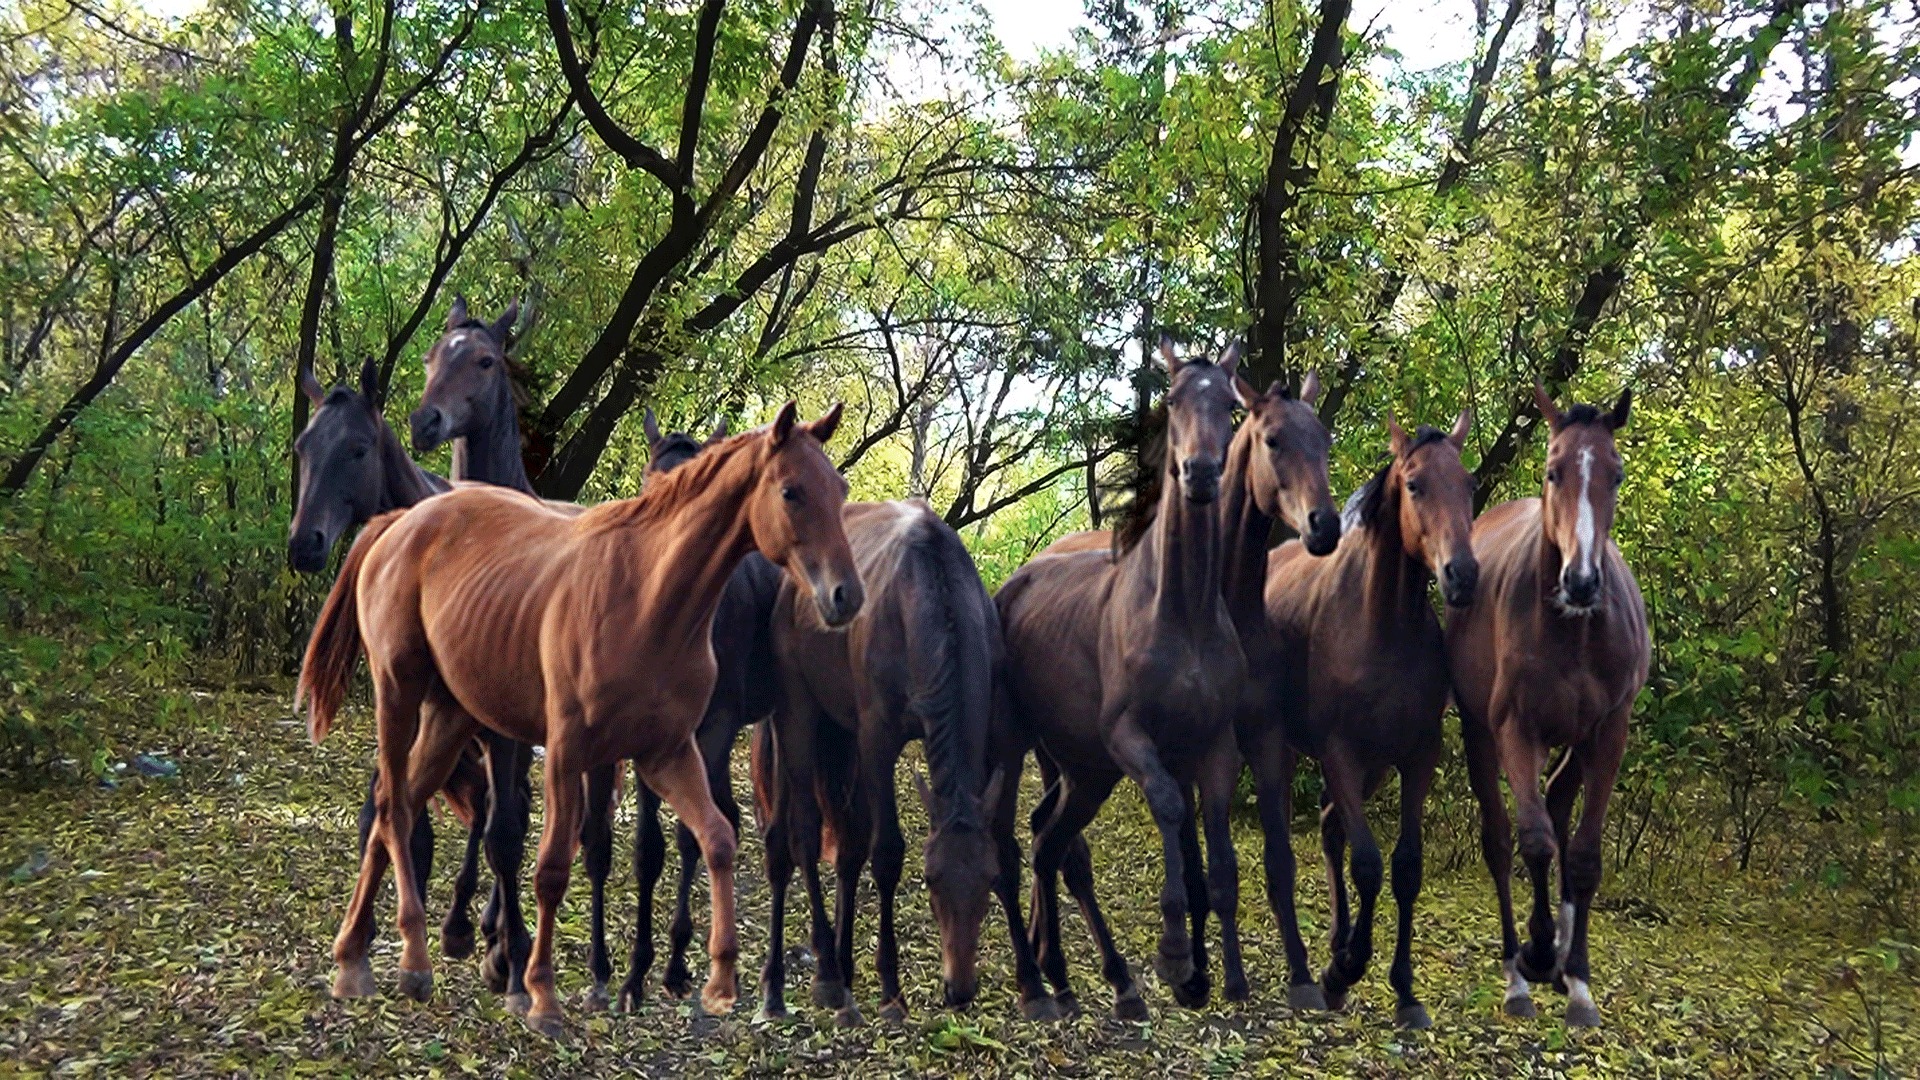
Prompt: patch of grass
<box><xmin>1</xmin><ymin>688</ymin><xmax>1914</xmax><ymax>1076</ymax></box>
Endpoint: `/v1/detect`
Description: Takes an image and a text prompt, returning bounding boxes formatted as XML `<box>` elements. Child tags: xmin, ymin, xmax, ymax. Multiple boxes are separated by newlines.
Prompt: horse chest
<box><xmin>1118</xmin><ymin>625</ymin><xmax>1242</xmax><ymax>725</ymax></box>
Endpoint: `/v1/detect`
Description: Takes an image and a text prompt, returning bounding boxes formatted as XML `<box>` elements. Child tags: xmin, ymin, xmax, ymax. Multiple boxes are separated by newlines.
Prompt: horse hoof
<box><xmin>755</xmin><ymin>998</ymin><xmax>791</xmax><ymax>1024</ymax></box>
<box><xmin>1052</xmin><ymin>990</ymin><xmax>1081</xmax><ymax>1018</ymax></box>
<box><xmin>701</xmin><ymin>982</ymin><xmax>738</xmax><ymax>1017</ymax></box>
<box><xmin>663</xmin><ymin>964</ymin><xmax>695</xmax><ymax>1000</ymax></box>
<box><xmin>505</xmin><ymin>991</ymin><xmax>533</xmax><ymax>1017</ymax></box>
<box><xmin>1172</xmin><ymin>974</ymin><xmax>1211</xmax><ymax>1010</ymax></box>
<box><xmin>441</xmin><ymin>924</ymin><xmax>475</xmax><ymax>960</ymax></box>
<box><xmin>1112</xmin><ymin>988</ymin><xmax>1149</xmax><ymax>1022</ymax></box>
<box><xmin>331</xmin><ymin>960</ymin><xmax>375</xmax><ymax>1000</ymax></box>
<box><xmin>1396</xmin><ymin>1003</ymin><xmax>1432</xmax><ymax>1030</ymax></box>
<box><xmin>1567</xmin><ymin>1000</ymin><xmax>1601</xmax><ymax>1028</ymax></box>
<box><xmin>1287</xmin><ymin>983</ymin><xmax>1328</xmax><ymax>1011</ymax></box>
<box><xmin>1020</xmin><ymin>994</ymin><xmax>1061</xmax><ymax>1022</ymax></box>
<box><xmin>526</xmin><ymin>1009</ymin><xmax>566</xmax><ymax>1039</ymax></box>
<box><xmin>482</xmin><ymin>949</ymin><xmax>509</xmax><ymax>995</ymax></box>
<box><xmin>810</xmin><ymin>979</ymin><xmax>849</xmax><ymax>1011</ymax></box>
<box><xmin>616</xmin><ymin>979</ymin><xmax>647</xmax><ymax>1014</ymax></box>
<box><xmin>1321</xmin><ymin>983</ymin><xmax>1350</xmax><ymax>1013</ymax></box>
<box><xmin>397</xmin><ymin>969</ymin><xmax>433</xmax><ymax>1003</ymax></box>
<box><xmin>879</xmin><ymin>999</ymin><xmax>908</xmax><ymax>1024</ymax></box>
<box><xmin>1153</xmin><ymin>949</ymin><xmax>1195</xmax><ymax>989</ymax></box>
<box><xmin>582</xmin><ymin>985</ymin><xmax>610</xmax><ymax>1013</ymax></box>
<box><xmin>1224</xmin><ymin>975</ymin><xmax>1250</xmax><ymax>1003</ymax></box>
<box><xmin>1503</xmin><ymin>993</ymin><xmax>1537</xmax><ymax>1019</ymax></box>
<box><xmin>834</xmin><ymin>1003</ymin><xmax>864</xmax><ymax>1028</ymax></box>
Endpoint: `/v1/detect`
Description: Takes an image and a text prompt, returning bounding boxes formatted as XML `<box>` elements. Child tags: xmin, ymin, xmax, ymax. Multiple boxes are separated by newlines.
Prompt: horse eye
<box><xmin>1265</xmin><ymin>435</ymin><xmax>1282</xmax><ymax>448</ymax></box>
<box><xmin>781</xmin><ymin>484</ymin><xmax>800</xmax><ymax>503</ymax></box>
<box><xmin>1406</xmin><ymin>480</ymin><xmax>1422</xmax><ymax>497</ymax></box>
<box><xmin>1612</xmin><ymin>472</ymin><xmax>1624</xmax><ymax>487</ymax></box>
<box><xmin>1546</xmin><ymin>469</ymin><xmax>1561</xmax><ymax>485</ymax></box>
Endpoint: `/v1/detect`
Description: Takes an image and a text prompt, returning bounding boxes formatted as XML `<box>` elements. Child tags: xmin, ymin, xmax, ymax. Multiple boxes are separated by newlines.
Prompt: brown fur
<box><xmin>298</xmin><ymin>509</ymin><xmax>405</xmax><ymax>742</ymax></box>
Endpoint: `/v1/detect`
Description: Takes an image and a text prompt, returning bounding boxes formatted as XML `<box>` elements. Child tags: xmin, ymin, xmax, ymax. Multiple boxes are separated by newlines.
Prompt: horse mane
<box><xmin>580</xmin><ymin>427</ymin><xmax>761</xmax><ymax>530</ymax></box>
<box><xmin>1108</xmin><ymin>404</ymin><xmax>1169</xmax><ymax>557</ymax></box>
<box><xmin>1559</xmin><ymin>403</ymin><xmax>1604</xmax><ymax>427</ymax></box>
<box><xmin>646</xmin><ymin>433</ymin><xmax>705</xmax><ymax>474</ymax></box>
<box><xmin>899</xmin><ymin>518</ymin><xmax>989</xmax><ymax>830</ymax></box>
<box><xmin>1344</xmin><ymin>425</ymin><xmax>1448</xmax><ymax>532</ymax></box>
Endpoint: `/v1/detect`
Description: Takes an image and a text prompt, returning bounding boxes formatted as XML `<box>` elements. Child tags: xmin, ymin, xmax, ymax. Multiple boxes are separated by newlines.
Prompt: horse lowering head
<box><xmin>1232</xmin><ymin>369</ymin><xmax>1340</xmax><ymax>555</ymax></box>
<box><xmin>1534</xmin><ymin>384</ymin><xmax>1630</xmax><ymax>613</ymax></box>
<box><xmin>912</xmin><ymin>768</ymin><xmax>1005</xmax><ymax>1010</ymax></box>
<box><xmin>289</xmin><ymin>358</ymin><xmax>388</xmax><ymax>573</ymax></box>
<box><xmin>642</xmin><ymin>408</ymin><xmax>728</xmax><ymax>476</ymax></box>
<box><xmin>410</xmin><ymin>296</ymin><xmax>519</xmax><ymax>453</ymax></box>
<box><xmin>1161</xmin><ymin>338</ymin><xmax>1243</xmax><ymax>504</ymax></box>
<box><xmin>749</xmin><ymin>401</ymin><xmax>863</xmax><ymax>627</ymax></box>
<box><xmin>1388</xmin><ymin>408</ymin><xmax>1479</xmax><ymax>607</ymax></box>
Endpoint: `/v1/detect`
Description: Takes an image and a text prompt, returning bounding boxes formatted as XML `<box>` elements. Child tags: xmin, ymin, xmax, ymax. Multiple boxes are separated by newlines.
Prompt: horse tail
<box><xmin>902</xmin><ymin>514</ymin><xmax>993</xmax><ymax>826</ymax></box>
<box><xmin>297</xmin><ymin>509</ymin><xmax>402</xmax><ymax>744</ymax></box>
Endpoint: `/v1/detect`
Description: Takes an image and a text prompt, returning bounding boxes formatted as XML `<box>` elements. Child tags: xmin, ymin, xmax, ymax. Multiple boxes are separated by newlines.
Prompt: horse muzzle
<box><xmin>1303</xmin><ymin>506</ymin><xmax>1340</xmax><ymax>556</ymax></box>
<box><xmin>1558</xmin><ymin>567</ymin><xmax>1602</xmax><ymax>611</ymax></box>
<box><xmin>408</xmin><ymin>405</ymin><xmax>447</xmax><ymax>453</ymax></box>
<box><xmin>1179</xmin><ymin>460</ymin><xmax>1222</xmax><ymax>504</ymax></box>
<box><xmin>813</xmin><ymin>576</ymin><xmax>865</xmax><ymax>628</ymax></box>
<box><xmin>1441</xmin><ymin>555</ymin><xmax>1479</xmax><ymax>608</ymax></box>
<box><xmin>288</xmin><ymin>527</ymin><xmax>331</xmax><ymax>574</ymax></box>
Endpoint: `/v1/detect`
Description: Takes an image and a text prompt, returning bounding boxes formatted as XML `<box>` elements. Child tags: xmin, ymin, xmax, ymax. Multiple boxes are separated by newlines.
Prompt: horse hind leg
<box><xmin>1544</xmin><ymin>746</ymin><xmax>1584</xmax><ymax>984</ymax></box>
<box><xmin>1387</xmin><ymin>749</ymin><xmax>1439</xmax><ymax>1030</ymax></box>
<box><xmin>580</xmin><ymin>762</ymin><xmax>618</xmax><ymax>1012</ymax></box>
<box><xmin>642</xmin><ymin>738</ymin><xmax>742</xmax><ymax>1019</ymax></box>
<box><xmin>1499</xmin><ymin>733</ymin><xmax>1560</xmax><ymax>986</ymax></box>
<box><xmin>1318</xmin><ymin>750</ymin><xmax>1383</xmax><ymax>1013</ymax></box>
<box><xmin>1461</xmin><ymin>704</ymin><xmax>1530</xmax><ymax>1016</ymax></box>
<box><xmin>619</xmin><ymin>780</ymin><xmax>666</xmax><ymax>1013</ymax></box>
<box><xmin>1560</xmin><ymin>717</ymin><xmax>1627</xmax><ymax>1029</ymax></box>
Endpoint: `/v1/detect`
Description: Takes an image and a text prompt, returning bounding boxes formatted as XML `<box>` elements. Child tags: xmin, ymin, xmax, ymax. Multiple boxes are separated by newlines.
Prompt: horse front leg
<box><xmin>866</xmin><ymin>744</ymin><xmax>909</xmax><ymax>1023</ymax></box>
<box><xmin>1318</xmin><ymin>747</ymin><xmax>1382</xmax><ymax>1012</ymax></box>
<box><xmin>1104</xmin><ymin>714</ymin><xmax>1197</xmax><ymax>995</ymax></box>
<box><xmin>1388</xmin><ymin>744</ymin><xmax>1440</xmax><ymax>1030</ymax></box>
<box><xmin>581</xmin><ymin>762</ymin><xmax>618</xmax><ymax>1011</ymax></box>
<box><xmin>1197</xmin><ymin>731</ymin><xmax>1246</xmax><ymax>1003</ymax></box>
<box><xmin>1560</xmin><ymin>713</ymin><xmax>1628</xmax><ymax>1029</ymax></box>
<box><xmin>1460</xmin><ymin>705</ymin><xmax>1529</xmax><ymax>1015</ymax></box>
<box><xmin>1171</xmin><ymin>788</ymin><xmax>1213</xmax><ymax>1008</ymax></box>
<box><xmin>985</xmin><ymin>740</ymin><xmax>1058</xmax><ymax>1021</ymax></box>
<box><xmin>1030</xmin><ymin>767</ymin><xmax>1138</xmax><ymax>1019</ymax></box>
<box><xmin>481</xmin><ymin>733</ymin><xmax>534</xmax><ymax>1014</ymax></box>
<box><xmin>667</xmin><ymin>717</ymin><xmax>742</xmax><ymax>998</ymax></box>
<box><xmin>618</xmin><ymin>780</ymin><xmax>665</xmax><ymax>1012</ymax></box>
<box><xmin>641</xmin><ymin>738</ymin><xmax>742</xmax><ymax>1018</ymax></box>
<box><xmin>440</xmin><ymin>742</ymin><xmax>489</xmax><ymax>959</ymax></box>
<box><xmin>1249</xmin><ymin>727</ymin><xmax>1321</xmax><ymax>1009</ymax></box>
<box><xmin>524</xmin><ymin>747</ymin><xmax>586</xmax><ymax>1038</ymax></box>
<box><xmin>1498</xmin><ymin>730</ymin><xmax>1558</xmax><ymax>986</ymax></box>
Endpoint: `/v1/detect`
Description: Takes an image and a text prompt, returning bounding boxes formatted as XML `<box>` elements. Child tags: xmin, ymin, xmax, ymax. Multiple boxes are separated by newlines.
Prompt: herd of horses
<box><xmin>288</xmin><ymin>298</ymin><xmax>1650</xmax><ymax>1040</ymax></box>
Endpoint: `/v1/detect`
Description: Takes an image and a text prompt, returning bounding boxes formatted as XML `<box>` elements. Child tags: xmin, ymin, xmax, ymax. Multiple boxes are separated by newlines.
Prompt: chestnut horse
<box><xmin>298</xmin><ymin>403</ymin><xmax>862</xmax><ymax>1037</ymax></box>
<box><xmin>997</xmin><ymin>343</ymin><xmax>1246</xmax><ymax>1019</ymax></box>
<box><xmin>758</xmin><ymin>498</ymin><xmax>1053</xmax><ymax>1025</ymax></box>
<box><xmin>1259</xmin><ymin>412</ymin><xmax>1478</xmax><ymax>1028</ymax></box>
<box><xmin>1447</xmin><ymin>387</ymin><xmax>1647</xmax><ymax>1028</ymax></box>
<box><xmin>1024</xmin><ymin>368</ymin><xmax>1342</xmax><ymax>1008</ymax></box>
<box><xmin>287</xmin><ymin>354</ymin><xmax>492</xmax><ymax>960</ymax></box>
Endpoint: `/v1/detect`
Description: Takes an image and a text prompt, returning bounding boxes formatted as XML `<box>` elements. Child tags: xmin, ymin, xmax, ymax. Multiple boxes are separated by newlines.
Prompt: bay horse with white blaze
<box><xmin>997</xmin><ymin>342</ymin><xmax>1246</xmax><ymax>1019</ymax></box>
<box><xmin>1259</xmin><ymin>410</ymin><xmax>1478</xmax><ymax>1028</ymax></box>
<box><xmin>299</xmin><ymin>403</ymin><xmax>862</xmax><ymax>1037</ymax></box>
<box><xmin>1447</xmin><ymin>386</ymin><xmax>1647</xmax><ymax>1028</ymax></box>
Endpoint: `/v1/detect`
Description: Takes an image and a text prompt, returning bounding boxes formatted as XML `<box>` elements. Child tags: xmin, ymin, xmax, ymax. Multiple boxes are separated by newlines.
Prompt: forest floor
<box><xmin>0</xmin><ymin>687</ymin><xmax>1914</xmax><ymax>1078</ymax></box>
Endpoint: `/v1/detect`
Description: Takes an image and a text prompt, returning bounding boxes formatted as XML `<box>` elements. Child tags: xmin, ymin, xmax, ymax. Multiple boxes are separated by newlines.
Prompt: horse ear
<box><xmin>360</xmin><ymin>357</ymin><xmax>381</xmax><ymax>410</ymax></box>
<box><xmin>489</xmin><ymin>300</ymin><xmax>520</xmax><ymax>344</ymax></box>
<box><xmin>1606</xmin><ymin>387</ymin><xmax>1632</xmax><ymax>431</ymax></box>
<box><xmin>1449</xmin><ymin>407</ymin><xmax>1473</xmax><ymax>448</ymax></box>
<box><xmin>1533</xmin><ymin>383</ymin><xmax>1563</xmax><ymax>431</ymax></box>
<box><xmin>1217</xmin><ymin>340</ymin><xmax>1243</xmax><ymax>379</ymax></box>
<box><xmin>803</xmin><ymin>402</ymin><xmax>844</xmax><ymax>444</ymax></box>
<box><xmin>1159</xmin><ymin>334</ymin><xmax>1182</xmax><ymax>374</ymax></box>
<box><xmin>912</xmin><ymin>769</ymin><xmax>937</xmax><ymax>816</ymax></box>
<box><xmin>642</xmin><ymin>407</ymin><xmax>662</xmax><ymax>446</ymax></box>
<box><xmin>1232</xmin><ymin>375</ymin><xmax>1260</xmax><ymax>409</ymax></box>
<box><xmin>446</xmin><ymin>294</ymin><xmax>469</xmax><ymax>330</ymax></box>
<box><xmin>709</xmin><ymin>417</ymin><xmax>729</xmax><ymax>443</ymax></box>
<box><xmin>1299</xmin><ymin>370</ymin><xmax>1322</xmax><ymax>407</ymax></box>
<box><xmin>979</xmin><ymin>765</ymin><xmax>1007</xmax><ymax>815</ymax></box>
<box><xmin>1388</xmin><ymin>413</ymin><xmax>1409</xmax><ymax>457</ymax></box>
<box><xmin>771</xmin><ymin>400</ymin><xmax>799</xmax><ymax>445</ymax></box>
<box><xmin>298</xmin><ymin>365</ymin><xmax>325</xmax><ymax>407</ymax></box>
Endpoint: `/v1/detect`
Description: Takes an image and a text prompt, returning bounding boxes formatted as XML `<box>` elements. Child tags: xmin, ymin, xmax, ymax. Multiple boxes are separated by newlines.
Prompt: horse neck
<box><xmin>1120</xmin><ymin>469</ymin><xmax>1226</xmax><ymax>627</ymax></box>
<box><xmin>378</xmin><ymin>422</ymin><xmax>443</xmax><ymax>509</ymax></box>
<box><xmin>1353</xmin><ymin>482</ymin><xmax>1432</xmax><ymax>628</ymax></box>
<box><xmin>606</xmin><ymin>442</ymin><xmax>765</xmax><ymax>647</ymax></box>
<box><xmin>1218</xmin><ymin>428</ymin><xmax>1274</xmax><ymax>636</ymax></box>
<box><xmin>451</xmin><ymin>377</ymin><xmax>533</xmax><ymax>494</ymax></box>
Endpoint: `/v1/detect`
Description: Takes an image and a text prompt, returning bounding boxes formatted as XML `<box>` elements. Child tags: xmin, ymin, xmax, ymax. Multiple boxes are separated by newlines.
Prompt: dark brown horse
<box><xmin>405</xmin><ymin>297</ymin><xmax>547</xmax><ymax>1009</ymax></box>
<box><xmin>299</xmin><ymin>403</ymin><xmax>862</xmax><ymax>1037</ymax></box>
<box><xmin>758</xmin><ymin>498</ymin><xmax>1053</xmax><ymax>1025</ymax></box>
<box><xmin>997</xmin><ymin>342</ymin><xmax>1246</xmax><ymax>1019</ymax></box>
<box><xmin>288</xmin><ymin>355</ymin><xmax>496</xmax><ymax>962</ymax></box>
<box><xmin>1023</xmin><ymin>369</ymin><xmax>1342</xmax><ymax>1007</ymax></box>
<box><xmin>1447</xmin><ymin>387</ymin><xmax>1647</xmax><ymax>1028</ymax></box>
<box><xmin>1258</xmin><ymin>410</ymin><xmax>1478</xmax><ymax>1028</ymax></box>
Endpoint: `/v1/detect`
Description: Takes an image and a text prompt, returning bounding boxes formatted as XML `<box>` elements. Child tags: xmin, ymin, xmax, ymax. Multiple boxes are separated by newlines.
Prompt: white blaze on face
<box><xmin>1574</xmin><ymin>446</ymin><xmax>1597</xmax><ymax>577</ymax></box>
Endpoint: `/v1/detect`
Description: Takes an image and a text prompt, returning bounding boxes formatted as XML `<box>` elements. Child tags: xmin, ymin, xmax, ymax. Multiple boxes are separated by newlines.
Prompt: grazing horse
<box><xmin>1258</xmin><ymin>410</ymin><xmax>1478</xmax><ymax>1028</ymax></box>
<box><xmin>1447</xmin><ymin>387</ymin><xmax>1647</xmax><ymax>1028</ymax></box>
<box><xmin>286</xmin><ymin>356</ymin><xmax>491</xmax><ymax>956</ymax></box>
<box><xmin>298</xmin><ymin>403</ymin><xmax>862</xmax><ymax>1037</ymax></box>
<box><xmin>759</xmin><ymin>498</ymin><xmax>1054</xmax><ymax>1025</ymax></box>
<box><xmin>1024</xmin><ymin>369</ymin><xmax>1342</xmax><ymax>1007</ymax></box>
<box><xmin>997</xmin><ymin>342</ymin><xmax>1246</xmax><ymax>1019</ymax></box>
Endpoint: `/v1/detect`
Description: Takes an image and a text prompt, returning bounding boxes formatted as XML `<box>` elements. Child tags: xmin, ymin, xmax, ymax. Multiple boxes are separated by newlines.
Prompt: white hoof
<box><xmin>1502</xmin><ymin>957</ymin><xmax>1534</xmax><ymax>1018</ymax></box>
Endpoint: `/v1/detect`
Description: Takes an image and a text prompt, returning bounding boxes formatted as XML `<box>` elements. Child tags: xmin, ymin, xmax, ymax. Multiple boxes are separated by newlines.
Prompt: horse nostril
<box><xmin>831</xmin><ymin>583</ymin><xmax>847</xmax><ymax>612</ymax></box>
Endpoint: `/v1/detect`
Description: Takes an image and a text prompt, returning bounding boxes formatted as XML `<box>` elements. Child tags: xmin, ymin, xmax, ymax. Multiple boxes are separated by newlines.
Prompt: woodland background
<box><xmin>2</xmin><ymin>0</ymin><xmax>1919</xmax><ymax>1071</ymax></box>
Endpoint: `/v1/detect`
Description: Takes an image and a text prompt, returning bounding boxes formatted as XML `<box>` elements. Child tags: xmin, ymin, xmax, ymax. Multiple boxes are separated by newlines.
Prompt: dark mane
<box><xmin>1345</xmin><ymin>425</ymin><xmax>1448</xmax><ymax>531</ymax></box>
<box><xmin>646</xmin><ymin>433</ymin><xmax>705</xmax><ymax>474</ymax></box>
<box><xmin>1560</xmin><ymin>403</ymin><xmax>1604</xmax><ymax>427</ymax></box>
<box><xmin>1108</xmin><ymin>404</ymin><xmax>1168</xmax><ymax>557</ymax></box>
<box><xmin>322</xmin><ymin>385</ymin><xmax>360</xmax><ymax>409</ymax></box>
